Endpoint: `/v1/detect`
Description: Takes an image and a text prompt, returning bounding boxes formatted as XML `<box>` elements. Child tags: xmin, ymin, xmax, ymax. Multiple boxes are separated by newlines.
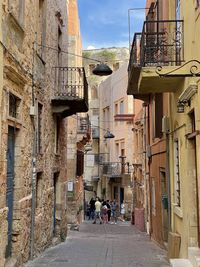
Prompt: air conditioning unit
<box><xmin>162</xmin><ymin>116</ymin><xmax>169</xmax><ymax>134</ymax></box>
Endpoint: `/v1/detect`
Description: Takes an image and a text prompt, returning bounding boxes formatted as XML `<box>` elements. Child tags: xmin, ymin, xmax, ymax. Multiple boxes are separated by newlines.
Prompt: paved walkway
<box><xmin>24</xmin><ymin>221</ymin><xmax>170</xmax><ymax>267</ymax></box>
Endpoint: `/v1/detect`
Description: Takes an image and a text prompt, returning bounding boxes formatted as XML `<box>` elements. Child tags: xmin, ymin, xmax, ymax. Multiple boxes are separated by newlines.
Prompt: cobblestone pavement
<box><xmin>24</xmin><ymin>221</ymin><xmax>170</xmax><ymax>267</ymax></box>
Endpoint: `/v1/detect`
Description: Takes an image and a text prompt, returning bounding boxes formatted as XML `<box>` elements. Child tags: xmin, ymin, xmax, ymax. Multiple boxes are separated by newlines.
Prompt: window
<box><xmin>115</xmin><ymin>143</ymin><xmax>119</xmax><ymax>159</ymax></box>
<box><xmin>37</xmin><ymin>103</ymin><xmax>43</xmax><ymax>154</ymax></box>
<box><xmin>9</xmin><ymin>93</ymin><xmax>20</xmax><ymax>119</ymax></box>
<box><xmin>174</xmin><ymin>139</ymin><xmax>181</xmax><ymax>207</ymax></box>
<box><xmin>115</xmin><ymin>103</ymin><xmax>118</xmax><ymax>115</ymax></box>
<box><xmin>58</xmin><ymin>26</ymin><xmax>62</xmax><ymax>67</ymax></box>
<box><xmin>54</xmin><ymin>116</ymin><xmax>60</xmax><ymax>154</ymax></box>
<box><xmin>120</xmin><ymin>101</ymin><xmax>124</xmax><ymax>114</ymax></box>
<box><xmin>38</xmin><ymin>0</ymin><xmax>46</xmax><ymax>59</ymax></box>
<box><xmin>154</xmin><ymin>93</ymin><xmax>163</xmax><ymax>139</ymax></box>
<box><xmin>76</xmin><ymin>150</ymin><xmax>84</xmax><ymax>176</ymax></box>
<box><xmin>103</xmin><ymin>107</ymin><xmax>110</xmax><ymax>131</ymax></box>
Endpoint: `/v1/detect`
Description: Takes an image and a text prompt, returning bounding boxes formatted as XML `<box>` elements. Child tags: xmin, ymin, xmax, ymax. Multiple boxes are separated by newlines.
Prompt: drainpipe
<box><xmin>147</xmin><ymin>102</ymin><xmax>152</xmax><ymax>237</ymax></box>
<box><xmin>166</xmin><ymin>130</ymin><xmax>171</xmax><ymax>233</ymax></box>
<box><xmin>143</xmin><ymin>102</ymin><xmax>150</xmax><ymax>234</ymax></box>
<box><xmin>30</xmin><ymin>41</ymin><xmax>37</xmax><ymax>260</ymax></box>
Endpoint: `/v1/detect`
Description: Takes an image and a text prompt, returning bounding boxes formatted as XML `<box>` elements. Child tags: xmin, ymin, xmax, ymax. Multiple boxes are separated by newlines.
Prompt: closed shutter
<box><xmin>76</xmin><ymin>150</ymin><xmax>84</xmax><ymax>176</ymax></box>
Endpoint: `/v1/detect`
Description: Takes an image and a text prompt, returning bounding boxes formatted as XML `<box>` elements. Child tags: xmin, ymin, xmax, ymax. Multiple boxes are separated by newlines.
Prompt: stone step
<box><xmin>170</xmin><ymin>259</ymin><xmax>193</xmax><ymax>267</ymax></box>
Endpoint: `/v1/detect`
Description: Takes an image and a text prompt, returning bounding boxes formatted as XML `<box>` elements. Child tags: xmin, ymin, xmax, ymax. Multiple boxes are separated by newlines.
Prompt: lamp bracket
<box><xmin>156</xmin><ymin>60</ymin><xmax>200</xmax><ymax>77</ymax></box>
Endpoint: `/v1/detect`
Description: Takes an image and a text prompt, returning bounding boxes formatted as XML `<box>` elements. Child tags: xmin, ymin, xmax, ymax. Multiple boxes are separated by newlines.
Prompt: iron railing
<box><xmin>128</xmin><ymin>20</ymin><xmax>184</xmax><ymax>70</ymax></box>
<box><xmin>102</xmin><ymin>162</ymin><xmax>121</xmax><ymax>177</ymax></box>
<box><xmin>128</xmin><ymin>33</ymin><xmax>142</xmax><ymax>72</ymax></box>
<box><xmin>53</xmin><ymin>67</ymin><xmax>88</xmax><ymax>103</ymax></box>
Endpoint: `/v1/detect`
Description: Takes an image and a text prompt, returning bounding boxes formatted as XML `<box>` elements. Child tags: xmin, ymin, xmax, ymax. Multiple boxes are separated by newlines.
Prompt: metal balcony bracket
<box><xmin>156</xmin><ymin>60</ymin><xmax>200</xmax><ymax>77</ymax></box>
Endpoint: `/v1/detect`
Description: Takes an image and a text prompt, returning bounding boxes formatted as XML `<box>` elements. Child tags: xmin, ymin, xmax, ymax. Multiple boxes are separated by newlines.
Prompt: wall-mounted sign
<box><xmin>67</xmin><ymin>181</ymin><xmax>74</xmax><ymax>192</ymax></box>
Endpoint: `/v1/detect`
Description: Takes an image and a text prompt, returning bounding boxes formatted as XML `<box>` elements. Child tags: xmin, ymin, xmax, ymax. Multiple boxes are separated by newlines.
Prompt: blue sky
<box><xmin>78</xmin><ymin>0</ymin><xmax>146</xmax><ymax>49</ymax></box>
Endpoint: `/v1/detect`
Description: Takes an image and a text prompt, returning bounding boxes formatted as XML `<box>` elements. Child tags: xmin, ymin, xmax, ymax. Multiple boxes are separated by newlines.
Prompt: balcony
<box><xmin>127</xmin><ymin>20</ymin><xmax>184</xmax><ymax>98</ymax></box>
<box><xmin>51</xmin><ymin>67</ymin><xmax>88</xmax><ymax>118</ymax></box>
<box><xmin>102</xmin><ymin>162</ymin><xmax>121</xmax><ymax>178</ymax></box>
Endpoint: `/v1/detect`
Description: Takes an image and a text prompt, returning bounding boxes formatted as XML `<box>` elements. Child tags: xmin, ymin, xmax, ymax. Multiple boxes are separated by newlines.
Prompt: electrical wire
<box><xmin>70</xmin><ymin>114</ymin><xmax>148</xmax><ymax>133</ymax></box>
<box><xmin>36</xmin><ymin>43</ymin><xmax>102</xmax><ymax>63</ymax></box>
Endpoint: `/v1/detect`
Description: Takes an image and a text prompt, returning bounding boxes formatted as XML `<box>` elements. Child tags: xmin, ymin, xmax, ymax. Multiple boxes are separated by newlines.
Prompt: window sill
<box><xmin>173</xmin><ymin>204</ymin><xmax>183</xmax><ymax>218</ymax></box>
<box><xmin>7</xmin><ymin>116</ymin><xmax>22</xmax><ymax>129</ymax></box>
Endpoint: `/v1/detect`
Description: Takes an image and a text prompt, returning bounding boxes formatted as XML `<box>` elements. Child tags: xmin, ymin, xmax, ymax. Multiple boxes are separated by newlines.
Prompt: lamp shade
<box><xmin>104</xmin><ymin>131</ymin><xmax>115</xmax><ymax>139</ymax></box>
<box><xmin>92</xmin><ymin>63</ymin><xmax>113</xmax><ymax>76</ymax></box>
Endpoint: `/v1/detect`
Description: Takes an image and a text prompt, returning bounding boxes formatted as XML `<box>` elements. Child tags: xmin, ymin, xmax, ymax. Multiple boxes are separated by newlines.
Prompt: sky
<box><xmin>78</xmin><ymin>0</ymin><xmax>146</xmax><ymax>50</ymax></box>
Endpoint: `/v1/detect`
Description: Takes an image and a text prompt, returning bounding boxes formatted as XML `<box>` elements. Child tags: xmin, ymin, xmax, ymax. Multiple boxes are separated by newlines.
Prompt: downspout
<box><xmin>166</xmin><ymin>130</ymin><xmax>171</xmax><ymax>233</ymax></box>
<box><xmin>147</xmin><ymin>101</ymin><xmax>152</xmax><ymax>237</ymax></box>
<box><xmin>194</xmin><ymin>136</ymin><xmax>200</xmax><ymax>246</ymax></box>
<box><xmin>30</xmin><ymin>41</ymin><xmax>37</xmax><ymax>260</ymax></box>
<box><xmin>143</xmin><ymin>103</ymin><xmax>149</xmax><ymax>233</ymax></box>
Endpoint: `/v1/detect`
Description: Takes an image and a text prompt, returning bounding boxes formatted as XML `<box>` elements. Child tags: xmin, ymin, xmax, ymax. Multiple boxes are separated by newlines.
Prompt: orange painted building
<box><xmin>128</xmin><ymin>0</ymin><xmax>171</xmax><ymax>248</ymax></box>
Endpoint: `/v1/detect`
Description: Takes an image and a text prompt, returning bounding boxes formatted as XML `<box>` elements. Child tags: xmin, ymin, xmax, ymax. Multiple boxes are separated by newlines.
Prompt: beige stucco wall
<box><xmin>99</xmin><ymin>63</ymin><xmax>134</xmax><ymax>164</ymax></box>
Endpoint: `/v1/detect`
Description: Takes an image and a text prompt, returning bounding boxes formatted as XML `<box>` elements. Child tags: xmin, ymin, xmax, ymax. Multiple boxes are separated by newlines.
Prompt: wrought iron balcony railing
<box><xmin>128</xmin><ymin>20</ymin><xmax>184</xmax><ymax>70</ymax></box>
<box><xmin>102</xmin><ymin>162</ymin><xmax>121</xmax><ymax>177</ymax></box>
<box><xmin>52</xmin><ymin>67</ymin><xmax>88</xmax><ymax>117</ymax></box>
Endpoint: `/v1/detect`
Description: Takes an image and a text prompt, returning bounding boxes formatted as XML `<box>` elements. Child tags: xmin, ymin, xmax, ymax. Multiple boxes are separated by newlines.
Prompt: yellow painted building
<box><xmin>167</xmin><ymin>0</ymin><xmax>200</xmax><ymax>264</ymax></box>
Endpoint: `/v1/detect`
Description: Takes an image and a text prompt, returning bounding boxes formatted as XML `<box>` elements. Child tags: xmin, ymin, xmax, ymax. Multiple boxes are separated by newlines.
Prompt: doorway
<box><xmin>120</xmin><ymin>187</ymin><xmax>124</xmax><ymax>204</ymax></box>
<box><xmin>160</xmin><ymin>169</ymin><xmax>168</xmax><ymax>243</ymax></box>
<box><xmin>5</xmin><ymin>127</ymin><xmax>15</xmax><ymax>258</ymax></box>
<box><xmin>53</xmin><ymin>172</ymin><xmax>59</xmax><ymax>235</ymax></box>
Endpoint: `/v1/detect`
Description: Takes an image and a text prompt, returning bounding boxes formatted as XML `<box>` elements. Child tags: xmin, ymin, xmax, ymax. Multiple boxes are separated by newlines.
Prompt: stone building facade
<box><xmin>0</xmin><ymin>0</ymin><xmax>88</xmax><ymax>266</ymax></box>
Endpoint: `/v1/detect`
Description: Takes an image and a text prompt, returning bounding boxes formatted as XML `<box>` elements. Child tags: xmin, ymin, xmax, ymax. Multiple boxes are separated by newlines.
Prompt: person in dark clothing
<box><xmin>106</xmin><ymin>200</ymin><xmax>111</xmax><ymax>222</ymax></box>
<box><xmin>89</xmin><ymin>197</ymin><xmax>95</xmax><ymax>220</ymax></box>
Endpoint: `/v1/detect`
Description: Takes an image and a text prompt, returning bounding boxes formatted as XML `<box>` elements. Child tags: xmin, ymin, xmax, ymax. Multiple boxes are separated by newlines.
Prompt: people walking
<box><xmin>120</xmin><ymin>200</ymin><xmax>125</xmax><ymax>222</ymax></box>
<box><xmin>93</xmin><ymin>197</ymin><xmax>102</xmax><ymax>224</ymax></box>
<box><xmin>106</xmin><ymin>200</ymin><xmax>111</xmax><ymax>222</ymax></box>
<box><xmin>111</xmin><ymin>199</ymin><xmax>118</xmax><ymax>224</ymax></box>
<box><xmin>89</xmin><ymin>197</ymin><xmax>95</xmax><ymax>220</ymax></box>
<box><xmin>102</xmin><ymin>201</ymin><xmax>108</xmax><ymax>224</ymax></box>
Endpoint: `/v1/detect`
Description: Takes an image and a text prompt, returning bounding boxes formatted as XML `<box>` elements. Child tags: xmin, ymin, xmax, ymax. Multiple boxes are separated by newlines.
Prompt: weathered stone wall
<box><xmin>1</xmin><ymin>0</ymin><xmax>70</xmax><ymax>265</ymax></box>
<box><xmin>66</xmin><ymin>0</ymin><xmax>85</xmax><ymax>226</ymax></box>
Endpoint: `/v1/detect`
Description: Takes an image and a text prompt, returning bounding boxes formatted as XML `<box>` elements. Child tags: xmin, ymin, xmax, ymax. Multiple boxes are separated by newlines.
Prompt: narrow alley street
<box><xmin>24</xmin><ymin>221</ymin><xmax>169</xmax><ymax>267</ymax></box>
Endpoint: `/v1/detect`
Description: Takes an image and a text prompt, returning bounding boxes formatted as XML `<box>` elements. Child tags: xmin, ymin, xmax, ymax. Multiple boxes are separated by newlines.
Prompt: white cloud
<box><xmin>86</xmin><ymin>45</ymin><xmax>96</xmax><ymax>50</ymax></box>
<box><xmin>84</xmin><ymin>41</ymin><xmax>128</xmax><ymax>50</ymax></box>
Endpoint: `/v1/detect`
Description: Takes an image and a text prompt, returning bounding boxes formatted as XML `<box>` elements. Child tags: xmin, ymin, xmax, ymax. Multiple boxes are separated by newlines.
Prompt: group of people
<box><xmin>87</xmin><ymin>197</ymin><xmax>125</xmax><ymax>224</ymax></box>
